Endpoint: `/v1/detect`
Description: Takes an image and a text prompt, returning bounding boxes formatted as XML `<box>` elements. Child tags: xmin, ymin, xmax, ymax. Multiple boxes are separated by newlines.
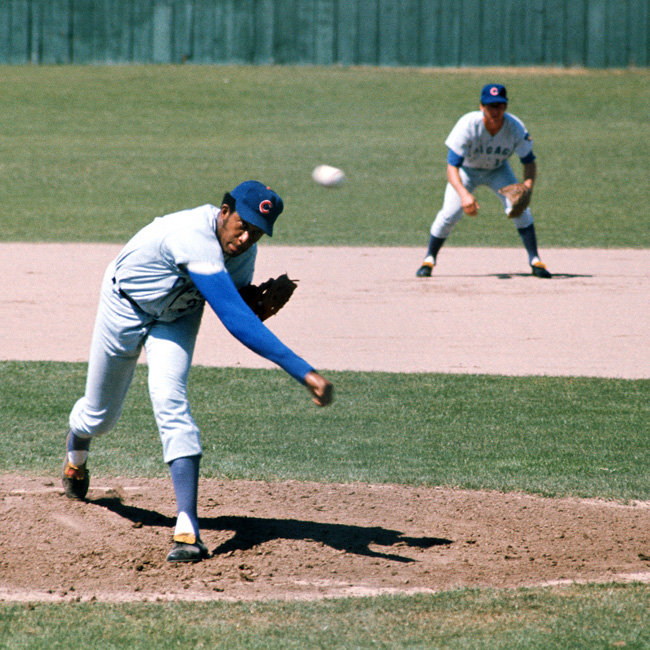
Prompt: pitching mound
<box><xmin>3</xmin><ymin>475</ymin><xmax>650</xmax><ymax>603</ymax></box>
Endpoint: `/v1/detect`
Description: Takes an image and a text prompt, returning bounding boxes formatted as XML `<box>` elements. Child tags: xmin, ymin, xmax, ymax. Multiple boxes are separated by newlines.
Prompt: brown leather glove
<box><xmin>499</xmin><ymin>183</ymin><xmax>532</xmax><ymax>218</ymax></box>
<box><xmin>238</xmin><ymin>273</ymin><xmax>298</xmax><ymax>321</ymax></box>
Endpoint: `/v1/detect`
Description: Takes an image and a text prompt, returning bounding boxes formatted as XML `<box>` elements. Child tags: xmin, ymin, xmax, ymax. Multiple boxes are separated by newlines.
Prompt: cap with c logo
<box><xmin>480</xmin><ymin>83</ymin><xmax>508</xmax><ymax>105</ymax></box>
<box><xmin>230</xmin><ymin>180</ymin><xmax>284</xmax><ymax>237</ymax></box>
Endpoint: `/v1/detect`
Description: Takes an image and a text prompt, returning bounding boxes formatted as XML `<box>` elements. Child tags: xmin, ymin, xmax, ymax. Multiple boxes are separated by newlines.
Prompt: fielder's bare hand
<box><xmin>304</xmin><ymin>371</ymin><xmax>333</xmax><ymax>407</ymax></box>
<box><xmin>447</xmin><ymin>163</ymin><xmax>479</xmax><ymax>216</ymax></box>
<box><xmin>461</xmin><ymin>193</ymin><xmax>480</xmax><ymax>216</ymax></box>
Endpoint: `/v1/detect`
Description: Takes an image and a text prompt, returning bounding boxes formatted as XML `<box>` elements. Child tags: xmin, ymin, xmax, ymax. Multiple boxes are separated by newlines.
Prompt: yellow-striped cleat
<box><xmin>166</xmin><ymin>533</ymin><xmax>210</xmax><ymax>563</ymax></box>
<box><xmin>531</xmin><ymin>260</ymin><xmax>552</xmax><ymax>278</ymax></box>
<box><xmin>62</xmin><ymin>430</ymin><xmax>90</xmax><ymax>500</ymax></box>
<box><xmin>62</xmin><ymin>459</ymin><xmax>90</xmax><ymax>500</ymax></box>
<box><xmin>416</xmin><ymin>259</ymin><xmax>434</xmax><ymax>278</ymax></box>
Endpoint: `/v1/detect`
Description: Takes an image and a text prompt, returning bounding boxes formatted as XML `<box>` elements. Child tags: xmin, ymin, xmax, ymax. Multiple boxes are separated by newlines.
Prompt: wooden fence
<box><xmin>1</xmin><ymin>0</ymin><xmax>648</xmax><ymax>67</ymax></box>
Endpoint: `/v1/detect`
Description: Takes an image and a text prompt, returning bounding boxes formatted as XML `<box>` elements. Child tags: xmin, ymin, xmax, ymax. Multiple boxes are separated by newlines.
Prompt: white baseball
<box><xmin>312</xmin><ymin>165</ymin><xmax>345</xmax><ymax>188</ymax></box>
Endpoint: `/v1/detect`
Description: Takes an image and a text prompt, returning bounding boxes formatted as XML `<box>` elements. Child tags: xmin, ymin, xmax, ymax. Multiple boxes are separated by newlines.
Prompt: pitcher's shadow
<box><xmin>92</xmin><ymin>497</ymin><xmax>452</xmax><ymax>563</ymax></box>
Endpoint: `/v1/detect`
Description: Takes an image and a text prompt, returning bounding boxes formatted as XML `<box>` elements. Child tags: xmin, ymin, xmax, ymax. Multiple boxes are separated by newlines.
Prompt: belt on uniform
<box><xmin>112</xmin><ymin>277</ymin><xmax>142</xmax><ymax>311</ymax></box>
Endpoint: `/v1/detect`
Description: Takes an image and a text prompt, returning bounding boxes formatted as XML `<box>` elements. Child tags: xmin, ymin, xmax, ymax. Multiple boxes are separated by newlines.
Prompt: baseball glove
<box><xmin>238</xmin><ymin>273</ymin><xmax>298</xmax><ymax>321</ymax></box>
<box><xmin>498</xmin><ymin>183</ymin><xmax>532</xmax><ymax>218</ymax></box>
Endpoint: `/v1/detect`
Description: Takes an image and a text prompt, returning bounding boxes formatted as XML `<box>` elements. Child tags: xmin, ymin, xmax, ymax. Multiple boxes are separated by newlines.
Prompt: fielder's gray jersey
<box><xmin>445</xmin><ymin>111</ymin><xmax>534</xmax><ymax>170</ymax></box>
<box><xmin>113</xmin><ymin>204</ymin><xmax>255</xmax><ymax>322</ymax></box>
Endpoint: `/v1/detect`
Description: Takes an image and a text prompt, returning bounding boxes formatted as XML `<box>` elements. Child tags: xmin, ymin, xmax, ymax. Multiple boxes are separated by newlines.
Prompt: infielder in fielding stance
<box><xmin>62</xmin><ymin>180</ymin><xmax>333</xmax><ymax>563</ymax></box>
<box><xmin>416</xmin><ymin>83</ymin><xmax>552</xmax><ymax>279</ymax></box>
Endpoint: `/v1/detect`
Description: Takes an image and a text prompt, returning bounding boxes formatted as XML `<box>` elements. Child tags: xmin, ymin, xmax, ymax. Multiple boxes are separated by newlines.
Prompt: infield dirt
<box><xmin>1</xmin><ymin>244</ymin><xmax>649</xmax><ymax>602</ymax></box>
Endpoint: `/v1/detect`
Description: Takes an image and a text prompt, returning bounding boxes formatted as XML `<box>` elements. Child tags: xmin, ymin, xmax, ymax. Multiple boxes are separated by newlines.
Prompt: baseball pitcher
<box><xmin>62</xmin><ymin>180</ymin><xmax>333</xmax><ymax>563</ymax></box>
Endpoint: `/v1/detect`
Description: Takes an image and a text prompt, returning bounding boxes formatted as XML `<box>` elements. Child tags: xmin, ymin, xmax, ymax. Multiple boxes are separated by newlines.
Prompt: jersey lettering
<box><xmin>446</xmin><ymin>112</ymin><xmax>532</xmax><ymax>171</ymax></box>
<box><xmin>168</xmin><ymin>285</ymin><xmax>204</xmax><ymax>314</ymax></box>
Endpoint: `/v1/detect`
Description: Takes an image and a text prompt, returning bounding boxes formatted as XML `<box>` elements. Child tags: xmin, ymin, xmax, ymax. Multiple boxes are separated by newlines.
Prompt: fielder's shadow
<box><xmin>441</xmin><ymin>272</ymin><xmax>591</xmax><ymax>280</ymax></box>
<box><xmin>491</xmin><ymin>271</ymin><xmax>591</xmax><ymax>280</ymax></box>
<box><xmin>92</xmin><ymin>497</ymin><xmax>452</xmax><ymax>563</ymax></box>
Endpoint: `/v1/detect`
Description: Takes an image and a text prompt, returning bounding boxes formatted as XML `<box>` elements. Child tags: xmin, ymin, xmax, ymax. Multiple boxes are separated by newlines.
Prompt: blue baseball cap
<box><xmin>230</xmin><ymin>180</ymin><xmax>283</xmax><ymax>237</ymax></box>
<box><xmin>480</xmin><ymin>83</ymin><xmax>508</xmax><ymax>105</ymax></box>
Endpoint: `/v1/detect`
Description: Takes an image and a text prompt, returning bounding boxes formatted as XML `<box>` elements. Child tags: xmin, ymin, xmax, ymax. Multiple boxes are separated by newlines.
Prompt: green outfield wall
<box><xmin>1</xmin><ymin>0</ymin><xmax>648</xmax><ymax>67</ymax></box>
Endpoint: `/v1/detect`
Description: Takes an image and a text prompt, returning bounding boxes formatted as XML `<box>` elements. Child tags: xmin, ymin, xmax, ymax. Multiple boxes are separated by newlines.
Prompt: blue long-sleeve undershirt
<box><xmin>187</xmin><ymin>267</ymin><xmax>313</xmax><ymax>384</ymax></box>
<box><xmin>447</xmin><ymin>149</ymin><xmax>464</xmax><ymax>167</ymax></box>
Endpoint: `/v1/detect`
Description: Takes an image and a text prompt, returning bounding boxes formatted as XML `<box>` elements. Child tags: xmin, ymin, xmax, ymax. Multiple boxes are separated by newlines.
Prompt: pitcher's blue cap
<box><xmin>480</xmin><ymin>84</ymin><xmax>508</xmax><ymax>105</ymax></box>
<box><xmin>230</xmin><ymin>180</ymin><xmax>283</xmax><ymax>237</ymax></box>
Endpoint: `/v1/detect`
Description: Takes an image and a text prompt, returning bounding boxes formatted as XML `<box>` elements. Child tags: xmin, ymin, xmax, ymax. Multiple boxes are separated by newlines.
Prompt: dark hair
<box><xmin>222</xmin><ymin>192</ymin><xmax>236</xmax><ymax>212</ymax></box>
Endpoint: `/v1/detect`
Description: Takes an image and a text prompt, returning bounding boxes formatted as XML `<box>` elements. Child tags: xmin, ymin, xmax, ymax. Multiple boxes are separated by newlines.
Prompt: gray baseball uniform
<box><xmin>63</xmin><ymin>181</ymin><xmax>333</xmax><ymax>563</ymax></box>
<box><xmin>416</xmin><ymin>83</ymin><xmax>551</xmax><ymax>279</ymax></box>
<box><xmin>430</xmin><ymin>110</ymin><xmax>535</xmax><ymax>238</ymax></box>
<box><xmin>69</xmin><ymin>204</ymin><xmax>258</xmax><ymax>463</ymax></box>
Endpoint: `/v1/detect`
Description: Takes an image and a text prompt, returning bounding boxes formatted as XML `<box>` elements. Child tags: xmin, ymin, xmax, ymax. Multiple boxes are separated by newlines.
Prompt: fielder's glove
<box><xmin>238</xmin><ymin>273</ymin><xmax>298</xmax><ymax>321</ymax></box>
<box><xmin>498</xmin><ymin>182</ymin><xmax>532</xmax><ymax>218</ymax></box>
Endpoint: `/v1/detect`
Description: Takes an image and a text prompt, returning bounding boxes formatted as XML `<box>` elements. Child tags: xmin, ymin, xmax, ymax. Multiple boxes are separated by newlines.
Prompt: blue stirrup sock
<box><xmin>426</xmin><ymin>235</ymin><xmax>446</xmax><ymax>262</ymax></box>
<box><xmin>67</xmin><ymin>430</ymin><xmax>91</xmax><ymax>467</ymax></box>
<box><xmin>169</xmin><ymin>455</ymin><xmax>201</xmax><ymax>544</ymax></box>
<box><xmin>517</xmin><ymin>224</ymin><xmax>539</xmax><ymax>265</ymax></box>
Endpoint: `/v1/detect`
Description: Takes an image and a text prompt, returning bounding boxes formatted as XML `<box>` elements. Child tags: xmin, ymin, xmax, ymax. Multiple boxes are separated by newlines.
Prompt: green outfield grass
<box><xmin>3</xmin><ymin>362</ymin><xmax>649</xmax><ymax>500</ymax></box>
<box><xmin>1</xmin><ymin>65</ymin><xmax>649</xmax><ymax>247</ymax></box>
<box><xmin>3</xmin><ymin>584</ymin><xmax>650</xmax><ymax>650</ymax></box>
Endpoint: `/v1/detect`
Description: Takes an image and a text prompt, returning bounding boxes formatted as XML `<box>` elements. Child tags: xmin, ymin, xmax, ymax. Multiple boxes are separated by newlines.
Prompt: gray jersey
<box><xmin>113</xmin><ymin>204</ymin><xmax>255</xmax><ymax>322</ymax></box>
<box><xmin>445</xmin><ymin>111</ymin><xmax>534</xmax><ymax>170</ymax></box>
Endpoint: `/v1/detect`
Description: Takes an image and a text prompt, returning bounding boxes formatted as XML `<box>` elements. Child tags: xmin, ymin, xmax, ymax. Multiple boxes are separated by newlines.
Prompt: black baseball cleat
<box><xmin>416</xmin><ymin>262</ymin><xmax>434</xmax><ymax>278</ymax></box>
<box><xmin>531</xmin><ymin>261</ymin><xmax>552</xmax><ymax>278</ymax></box>
<box><xmin>167</xmin><ymin>537</ymin><xmax>210</xmax><ymax>563</ymax></box>
<box><xmin>62</xmin><ymin>431</ymin><xmax>90</xmax><ymax>500</ymax></box>
<box><xmin>62</xmin><ymin>458</ymin><xmax>90</xmax><ymax>500</ymax></box>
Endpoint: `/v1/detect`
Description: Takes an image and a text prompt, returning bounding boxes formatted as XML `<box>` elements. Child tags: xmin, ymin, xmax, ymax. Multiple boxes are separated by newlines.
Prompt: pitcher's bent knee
<box><xmin>68</xmin><ymin>397</ymin><xmax>123</xmax><ymax>438</ymax></box>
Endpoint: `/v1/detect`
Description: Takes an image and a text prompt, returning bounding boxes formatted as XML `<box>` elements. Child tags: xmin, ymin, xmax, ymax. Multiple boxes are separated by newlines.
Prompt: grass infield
<box><xmin>2</xmin><ymin>584</ymin><xmax>650</xmax><ymax>649</ymax></box>
<box><xmin>3</xmin><ymin>362</ymin><xmax>649</xmax><ymax>501</ymax></box>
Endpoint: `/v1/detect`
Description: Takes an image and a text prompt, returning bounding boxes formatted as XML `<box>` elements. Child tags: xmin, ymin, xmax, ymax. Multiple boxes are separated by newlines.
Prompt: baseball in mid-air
<box><xmin>312</xmin><ymin>164</ymin><xmax>345</xmax><ymax>188</ymax></box>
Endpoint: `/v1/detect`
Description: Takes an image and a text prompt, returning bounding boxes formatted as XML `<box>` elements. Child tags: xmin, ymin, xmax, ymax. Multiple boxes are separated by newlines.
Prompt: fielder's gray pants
<box><xmin>430</xmin><ymin>161</ymin><xmax>534</xmax><ymax>239</ymax></box>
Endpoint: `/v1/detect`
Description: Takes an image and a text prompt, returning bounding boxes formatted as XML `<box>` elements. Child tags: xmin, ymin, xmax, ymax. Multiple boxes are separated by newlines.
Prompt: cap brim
<box><xmin>236</xmin><ymin>204</ymin><xmax>273</xmax><ymax>237</ymax></box>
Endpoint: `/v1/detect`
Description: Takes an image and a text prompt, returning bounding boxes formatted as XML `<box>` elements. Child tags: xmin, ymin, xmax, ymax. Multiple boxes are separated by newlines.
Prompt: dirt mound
<box><xmin>3</xmin><ymin>475</ymin><xmax>650</xmax><ymax>603</ymax></box>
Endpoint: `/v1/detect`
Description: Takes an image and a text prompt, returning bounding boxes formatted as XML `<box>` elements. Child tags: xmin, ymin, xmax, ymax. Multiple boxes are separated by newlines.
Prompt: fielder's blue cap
<box><xmin>480</xmin><ymin>83</ymin><xmax>508</xmax><ymax>105</ymax></box>
<box><xmin>230</xmin><ymin>180</ymin><xmax>283</xmax><ymax>237</ymax></box>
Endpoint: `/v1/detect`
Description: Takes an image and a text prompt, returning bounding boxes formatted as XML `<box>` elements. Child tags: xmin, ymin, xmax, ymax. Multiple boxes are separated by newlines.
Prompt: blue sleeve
<box><xmin>520</xmin><ymin>151</ymin><xmax>536</xmax><ymax>164</ymax></box>
<box><xmin>188</xmin><ymin>268</ymin><xmax>314</xmax><ymax>384</ymax></box>
<box><xmin>447</xmin><ymin>148</ymin><xmax>464</xmax><ymax>167</ymax></box>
